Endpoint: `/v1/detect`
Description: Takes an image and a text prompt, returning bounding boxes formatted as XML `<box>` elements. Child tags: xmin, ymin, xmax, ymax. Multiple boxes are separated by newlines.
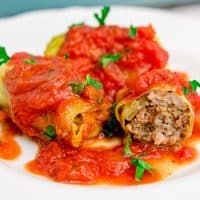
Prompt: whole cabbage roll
<box><xmin>0</xmin><ymin>52</ymin><xmax>111</xmax><ymax>147</ymax></box>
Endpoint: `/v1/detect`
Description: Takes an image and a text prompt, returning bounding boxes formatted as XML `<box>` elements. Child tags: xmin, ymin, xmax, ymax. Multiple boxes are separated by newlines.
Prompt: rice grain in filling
<box><xmin>125</xmin><ymin>90</ymin><xmax>192</xmax><ymax>146</ymax></box>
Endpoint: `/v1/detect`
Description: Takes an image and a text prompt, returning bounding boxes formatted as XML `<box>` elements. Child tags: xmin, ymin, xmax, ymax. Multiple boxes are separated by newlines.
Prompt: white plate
<box><xmin>0</xmin><ymin>6</ymin><xmax>200</xmax><ymax>200</ymax></box>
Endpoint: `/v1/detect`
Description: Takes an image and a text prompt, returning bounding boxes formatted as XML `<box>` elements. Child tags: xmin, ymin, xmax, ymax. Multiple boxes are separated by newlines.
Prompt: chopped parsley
<box><xmin>131</xmin><ymin>158</ymin><xmax>152</xmax><ymax>181</ymax></box>
<box><xmin>69</xmin><ymin>22</ymin><xmax>84</xmax><ymax>28</ymax></box>
<box><xmin>123</xmin><ymin>134</ymin><xmax>152</xmax><ymax>181</ymax></box>
<box><xmin>86</xmin><ymin>74</ymin><xmax>103</xmax><ymax>89</ymax></box>
<box><xmin>100</xmin><ymin>53</ymin><xmax>121</xmax><ymax>67</ymax></box>
<box><xmin>183</xmin><ymin>80</ymin><xmax>200</xmax><ymax>94</ymax></box>
<box><xmin>189</xmin><ymin>80</ymin><xmax>200</xmax><ymax>92</ymax></box>
<box><xmin>94</xmin><ymin>6</ymin><xmax>110</xmax><ymax>26</ymax></box>
<box><xmin>102</xmin><ymin>103</ymin><xmax>123</xmax><ymax>137</ymax></box>
<box><xmin>24</xmin><ymin>58</ymin><xmax>36</xmax><ymax>65</ymax></box>
<box><xmin>69</xmin><ymin>82</ymin><xmax>85</xmax><ymax>95</ymax></box>
<box><xmin>69</xmin><ymin>74</ymin><xmax>103</xmax><ymax>95</ymax></box>
<box><xmin>182</xmin><ymin>87</ymin><xmax>190</xmax><ymax>95</ymax></box>
<box><xmin>44</xmin><ymin>125</ymin><xmax>56</xmax><ymax>140</ymax></box>
<box><xmin>0</xmin><ymin>47</ymin><xmax>10</xmax><ymax>66</ymax></box>
<box><xmin>129</xmin><ymin>25</ymin><xmax>137</xmax><ymax>37</ymax></box>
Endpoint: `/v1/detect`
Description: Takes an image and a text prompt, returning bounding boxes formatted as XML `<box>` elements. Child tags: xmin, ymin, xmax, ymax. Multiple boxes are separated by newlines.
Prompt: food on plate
<box><xmin>45</xmin><ymin>7</ymin><xmax>168</xmax><ymax>98</ymax></box>
<box><xmin>116</xmin><ymin>70</ymin><xmax>194</xmax><ymax>146</ymax></box>
<box><xmin>0</xmin><ymin>52</ymin><xmax>111</xmax><ymax>148</ymax></box>
<box><xmin>0</xmin><ymin>6</ymin><xmax>200</xmax><ymax>185</ymax></box>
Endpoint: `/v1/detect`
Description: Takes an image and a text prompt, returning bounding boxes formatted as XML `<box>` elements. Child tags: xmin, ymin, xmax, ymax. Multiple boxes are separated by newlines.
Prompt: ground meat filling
<box><xmin>125</xmin><ymin>90</ymin><xmax>192</xmax><ymax>145</ymax></box>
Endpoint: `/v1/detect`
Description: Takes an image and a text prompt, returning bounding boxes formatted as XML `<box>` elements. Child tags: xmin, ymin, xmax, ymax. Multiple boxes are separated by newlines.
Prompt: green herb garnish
<box><xmin>0</xmin><ymin>47</ymin><xmax>10</xmax><ymax>66</ymax></box>
<box><xmin>44</xmin><ymin>125</ymin><xmax>56</xmax><ymax>140</ymax></box>
<box><xmin>189</xmin><ymin>80</ymin><xmax>200</xmax><ymax>92</ymax></box>
<box><xmin>131</xmin><ymin>158</ymin><xmax>152</xmax><ymax>181</ymax></box>
<box><xmin>100</xmin><ymin>53</ymin><xmax>121</xmax><ymax>67</ymax></box>
<box><xmin>183</xmin><ymin>80</ymin><xmax>200</xmax><ymax>94</ymax></box>
<box><xmin>69</xmin><ymin>74</ymin><xmax>103</xmax><ymax>95</ymax></box>
<box><xmin>94</xmin><ymin>6</ymin><xmax>110</xmax><ymax>26</ymax></box>
<box><xmin>129</xmin><ymin>25</ymin><xmax>137</xmax><ymax>37</ymax></box>
<box><xmin>24</xmin><ymin>58</ymin><xmax>36</xmax><ymax>65</ymax></box>
<box><xmin>69</xmin><ymin>82</ymin><xmax>85</xmax><ymax>95</ymax></box>
<box><xmin>123</xmin><ymin>134</ymin><xmax>152</xmax><ymax>181</ymax></box>
<box><xmin>183</xmin><ymin>87</ymin><xmax>190</xmax><ymax>95</ymax></box>
<box><xmin>86</xmin><ymin>74</ymin><xmax>103</xmax><ymax>89</ymax></box>
<box><xmin>69</xmin><ymin>22</ymin><xmax>84</xmax><ymax>28</ymax></box>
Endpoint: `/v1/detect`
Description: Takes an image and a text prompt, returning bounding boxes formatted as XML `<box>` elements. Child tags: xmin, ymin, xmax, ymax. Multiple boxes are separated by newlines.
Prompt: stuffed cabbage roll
<box><xmin>0</xmin><ymin>52</ymin><xmax>111</xmax><ymax>147</ymax></box>
<box><xmin>45</xmin><ymin>24</ymin><xmax>168</xmax><ymax>98</ymax></box>
<box><xmin>115</xmin><ymin>69</ymin><xmax>194</xmax><ymax>146</ymax></box>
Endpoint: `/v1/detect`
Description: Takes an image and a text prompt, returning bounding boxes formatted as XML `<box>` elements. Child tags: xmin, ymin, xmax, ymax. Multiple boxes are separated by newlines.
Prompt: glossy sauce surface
<box><xmin>0</xmin><ymin>112</ymin><xmax>21</xmax><ymax>160</ymax></box>
<box><xmin>26</xmin><ymin>139</ymin><xmax>197</xmax><ymax>185</ymax></box>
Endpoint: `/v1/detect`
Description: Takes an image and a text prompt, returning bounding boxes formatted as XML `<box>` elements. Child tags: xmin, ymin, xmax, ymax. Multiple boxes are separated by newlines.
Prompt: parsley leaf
<box><xmin>94</xmin><ymin>6</ymin><xmax>110</xmax><ymax>26</ymax></box>
<box><xmin>135</xmin><ymin>166</ymin><xmax>145</xmax><ymax>181</ymax></box>
<box><xmin>44</xmin><ymin>125</ymin><xmax>56</xmax><ymax>140</ymax></box>
<box><xmin>131</xmin><ymin>158</ymin><xmax>152</xmax><ymax>181</ymax></box>
<box><xmin>189</xmin><ymin>80</ymin><xmax>200</xmax><ymax>92</ymax></box>
<box><xmin>123</xmin><ymin>134</ymin><xmax>133</xmax><ymax>157</ymax></box>
<box><xmin>69</xmin><ymin>22</ymin><xmax>84</xmax><ymax>28</ymax></box>
<box><xmin>183</xmin><ymin>80</ymin><xmax>200</xmax><ymax>95</ymax></box>
<box><xmin>24</xmin><ymin>58</ymin><xmax>36</xmax><ymax>65</ymax></box>
<box><xmin>0</xmin><ymin>47</ymin><xmax>10</xmax><ymax>66</ymax></box>
<box><xmin>123</xmin><ymin>133</ymin><xmax>152</xmax><ymax>181</ymax></box>
<box><xmin>100</xmin><ymin>53</ymin><xmax>121</xmax><ymax>67</ymax></box>
<box><xmin>129</xmin><ymin>25</ymin><xmax>137</xmax><ymax>37</ymax></box>
<box><xmin>69</xmin><ymin>74</ymin><xmax>103</xmax><ymax>95</ymax></box>
<box><xmin>183</xmin><ymin>87</ymin><xmax>190</xmax><ymax>95</ymax></box>
<box><xmin>86</xmin><ymin>74</ymin><xmax>103</xmax><ymax>89</ymax></box>
<box><xmin>69</xmin><ymin>82</ymin><xmax>85</xmax><ymax>95</ymax></box>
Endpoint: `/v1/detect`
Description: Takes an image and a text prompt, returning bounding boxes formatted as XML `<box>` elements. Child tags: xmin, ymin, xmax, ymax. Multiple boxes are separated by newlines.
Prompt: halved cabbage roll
<box><xmin>115</xmin><ymin>70</ymin><xmax>195</xmax><ymax>146</ymax></box>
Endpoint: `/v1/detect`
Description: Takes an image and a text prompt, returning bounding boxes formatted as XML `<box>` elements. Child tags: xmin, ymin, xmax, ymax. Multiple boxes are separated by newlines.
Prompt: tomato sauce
<box><xmin>26</xmin><ymin>138</ymin><xmax>197</xmax><ymax>185</ymax></box>
<box><xmin>58</xmin><ymin>25</ymin><xmax>169</xmax><ymax>98</ymax></box>
<box><xmin>26</xmin><ymin>142</ymin><xmax>161</xmax><ymax>185</ymax></box>
<box><xmin>0</xmin><ymin>112</ymin><xmax>21</xmax><ymax>160</ymax></box>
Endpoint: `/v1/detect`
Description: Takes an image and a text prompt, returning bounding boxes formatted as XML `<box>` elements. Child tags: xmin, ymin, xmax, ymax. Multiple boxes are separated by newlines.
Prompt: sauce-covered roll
<box><xmin>45</xmin><ymin>25</ymin><xmax>168</xmax><ymax>99</ymax></box>
<box><xmin>1</xmin><ymin>53</ymin><xmax>111</xmax><ymax>147</ymax></box>
<box><xmin>115</xmin><ymin>69</ymin><xmax>194</xmax><ymax>146</ymax></box>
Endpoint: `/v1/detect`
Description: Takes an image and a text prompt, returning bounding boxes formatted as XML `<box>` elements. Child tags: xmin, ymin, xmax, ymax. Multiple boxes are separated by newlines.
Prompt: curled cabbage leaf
<box><xmin>115</xmin><ymin>86</ymin><xmax>194</xmax><ymax>146</ymax></box>
<box><xmin>44</xmin><ymin>34</ymin><xmax>65</xmax><ymax>57</ymax></box>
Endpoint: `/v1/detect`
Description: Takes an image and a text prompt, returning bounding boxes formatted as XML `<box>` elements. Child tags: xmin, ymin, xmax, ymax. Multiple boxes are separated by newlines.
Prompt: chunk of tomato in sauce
<box><xmin>58</xmin><ymin>25</ymin><xmax>169</xmax><ymax>97</ymax></box>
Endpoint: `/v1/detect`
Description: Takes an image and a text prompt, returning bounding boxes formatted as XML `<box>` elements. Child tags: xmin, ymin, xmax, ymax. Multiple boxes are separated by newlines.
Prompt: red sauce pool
<box><xmin>26</xmin><ymin>142</ymin><xmax>162</xmax><ymax>185</ymax></box>
<box><xmin>0</xmin><ymin>112</ymin><xmax>21</xmax><ymax>160</ymax></box>
<box><xmin>25</xmin><ymin>139</ymin><xmax>197</xmax><ymax>185</ymax></box>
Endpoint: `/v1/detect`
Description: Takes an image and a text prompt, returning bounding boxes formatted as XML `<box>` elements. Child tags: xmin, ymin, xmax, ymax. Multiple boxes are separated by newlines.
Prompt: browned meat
<box><xmin>125</xmin><ymin>90</ymin><xmax>193</xmax><ymax>146</ymax></box>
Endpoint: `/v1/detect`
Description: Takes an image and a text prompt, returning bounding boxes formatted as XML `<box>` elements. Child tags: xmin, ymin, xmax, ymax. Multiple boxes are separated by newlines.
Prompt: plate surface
<box><xmin>0</xmin><ymin>6</ymin><xmax>200</xmax><ymax>200</ymax></box>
